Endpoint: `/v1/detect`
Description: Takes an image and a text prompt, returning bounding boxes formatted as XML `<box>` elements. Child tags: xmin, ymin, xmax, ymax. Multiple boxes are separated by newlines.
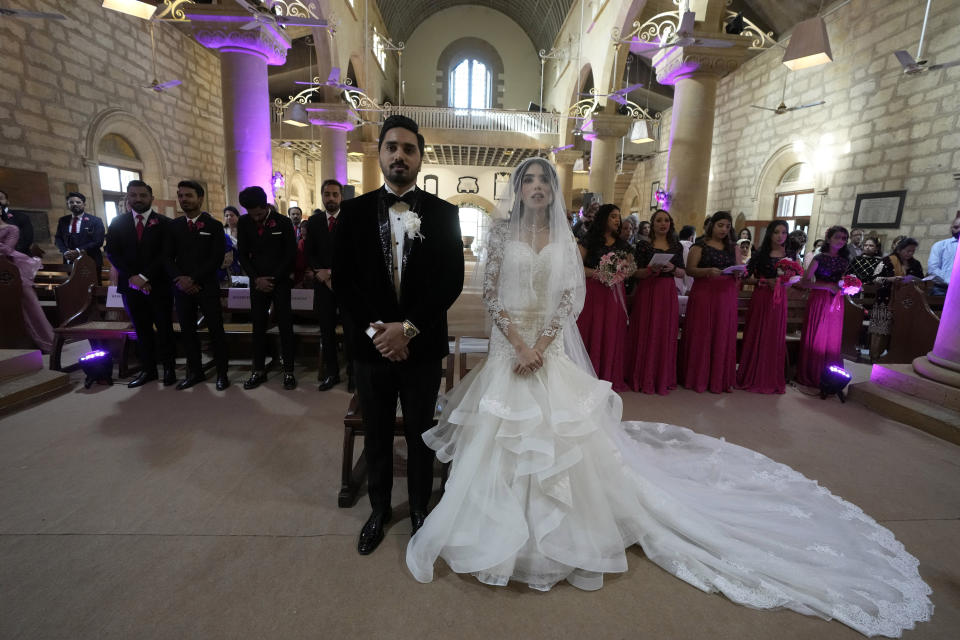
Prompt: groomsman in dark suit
<box><xmin>105</xmin><ymin>180</ymin><xmax>176</xmax><ymax>388</ymax></box>
<box><xmin>333</xmin><ymin>115</ymin><xmax>464</xmax><ymax>555</ymax></box>
<box><xmin>55</xmin><ymin>192</ymin><xmax>105</xmax><ymax>281</ymax></box>
<box><xmin>304</xmin><ymin>178</ymin><xmax>352</xmax><ymax>391</ymax></box>
<box><xmin>236</xmin><ymin>186</ymin><xmax>298</xmax><ymax>390</ymax></box>
<box><xmin>165</xmin><ymin>180</ymin><xmax>230</xmax><ymax>391</ymax></box>
<box><xmin>0</xmin><ymin>188</ymin><xmax>35</xmax><ymax>255</ymax></box>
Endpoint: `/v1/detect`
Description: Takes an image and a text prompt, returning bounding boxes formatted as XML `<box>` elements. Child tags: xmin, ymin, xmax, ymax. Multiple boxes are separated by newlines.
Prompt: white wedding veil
<box><xmin>476</xmin><ymin>157</ymin><xmax>596</xmax><ymax>376</ymax></box>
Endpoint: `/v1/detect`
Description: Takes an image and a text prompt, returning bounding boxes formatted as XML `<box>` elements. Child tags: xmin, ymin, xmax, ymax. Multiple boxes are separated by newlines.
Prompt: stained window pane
<box><xmin>119</xmin><ymin>169</ymin><xmax>141</xmax><ymax>190</ymax></box>
<box><xmin>471</xmin><ymin>60</ymin><xmax>487</xmax><ymax>109</ymax></box>
<box><xmin>795</xmin><ymin>192</ymin><xmax>814</xmax><ymax>217</ymax></box>
<box><xmin>98</xmin><ymin>165</ymin><xmax>120</xmax><ymax>192</ymax></box>
<box><xmin>452</xmin><ymin>59</ymin><xmax>470</xmax><ymax>108</ymax></box>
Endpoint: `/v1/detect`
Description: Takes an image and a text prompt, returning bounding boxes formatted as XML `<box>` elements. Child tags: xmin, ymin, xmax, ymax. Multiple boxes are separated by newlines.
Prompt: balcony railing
<box><xmin>381</xmin><ymin>105</ymin><xmax>562</xmax><ymax>135</ymax></box>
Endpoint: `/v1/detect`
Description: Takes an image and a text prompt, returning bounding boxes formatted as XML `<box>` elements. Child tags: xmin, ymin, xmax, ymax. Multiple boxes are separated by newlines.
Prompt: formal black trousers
<box><xmin>251</xmin><ymin>283</ymin><xmax>294</xmax><ymax>372</ymax></box>
<box><xmin>122</xmin><ymin>289</ymin><xmax>174</xmax><ymax>372</ymax></box>
<box><xmin>315</xmin><ymin>282</ymin><xmax>352</xmax><ymax>378</ymax></box>
<box><xmin>354</xmin><ymin>357</ymin><xmax>443</xmax><ymax>512</ymax></box>
<box><xmin>174</xmin><ymin>291</ymin><xmax>228</xmax><ymax>376</ymax></box>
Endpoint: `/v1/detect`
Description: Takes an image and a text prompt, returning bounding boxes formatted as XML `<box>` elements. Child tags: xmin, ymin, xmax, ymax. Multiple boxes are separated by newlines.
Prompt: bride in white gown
<box><xmin>405</xmin><ymin>158</ymin><xmax>932</xmax><ymax>637</ymax></box>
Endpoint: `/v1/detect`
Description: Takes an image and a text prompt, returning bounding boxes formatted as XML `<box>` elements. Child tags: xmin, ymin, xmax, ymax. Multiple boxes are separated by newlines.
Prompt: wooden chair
<box><xmin>338</xmin><ymin>338</ymin><xmax>457</xmax><ymax>508</ymax></box>
<box><xmin>50</xmin><ymin>285</ymin><xmax>137</xmax><ymax>375</ymax></box>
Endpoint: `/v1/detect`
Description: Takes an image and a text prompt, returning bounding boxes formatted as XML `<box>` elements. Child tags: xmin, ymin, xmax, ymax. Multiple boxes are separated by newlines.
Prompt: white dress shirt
<box><xmin>384</xmin><ymin>183</ymin><xmax>417</xmax><ymax>291</ymax></box>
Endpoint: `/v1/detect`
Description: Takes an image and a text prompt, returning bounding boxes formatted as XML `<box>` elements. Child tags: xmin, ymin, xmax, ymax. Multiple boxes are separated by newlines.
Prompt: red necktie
<box><xmin>71</xmin><ymin>216</ymin><xmax>80</xmax><ymax>234</ymax></box>
<box><xmin>188</xmin><ymin>219</ymin><xmax>196</xmax><ymax>232</ymax></box>
<box><xmin>328</xmin><ymin>215</ymin><xmax>336</xmax><ymax>232</ymax></box>
<box><xmin>136</xmin><ymin>214</ymin><xmax>144</xmax><ymax>242</ymax></box>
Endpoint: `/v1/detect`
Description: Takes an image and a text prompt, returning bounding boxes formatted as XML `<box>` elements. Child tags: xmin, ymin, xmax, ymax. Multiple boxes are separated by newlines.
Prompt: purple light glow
<box><xmin>828</xmin><ymin>365</ymin><xmax>851</xmax><ymax>378</ymax></box>
<box><xmin>657</xmin><ymin>59</ymin><xmax>701</xmax><ymax>86</ymax></box>
<box><xmin>79</xmin><ymin>350</ymin><xmax>109</xmax><ymax>362</ymax></box>
<box><xmin>272</xmin><ymin>171</ymin><xmax>285</xmax><ymax>190</ymax></box>
<box><xmin>193</xmin><ymin>29</ymin><xmax>289</xmax><ymax>65</ymax></box>
<box><xmin>307</xmin><ymin>118</ymin><xmax>355</xmax><ymax>132</ymax></box>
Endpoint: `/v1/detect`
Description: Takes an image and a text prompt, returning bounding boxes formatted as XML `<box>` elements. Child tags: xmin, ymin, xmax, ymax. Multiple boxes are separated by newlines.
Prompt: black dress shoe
<box><xmin>243</xmin><ymin>371</ymin><xmax>267</xmax><ymax>390</ymax></box>
<box><xmin>317</xmin><ymin>375</ymin><xmax>340</xmax><ymax>391</ymax></box>
<box><xmin>357</xmin><ymin>508</ymin><xmax>392</xmax><ymax>555</ymax></box>
<box><xmin>215</xmin><ymin>374</ymin><xmax>230</xmax><ymax>391</ymax></box>
<box><xmin>128</xmin><ymin>370</ymin><xmax>158</xmax><ymax>388</ymax></box>
<box><xmin>162</xmin><ymin>367</ymin><xmax>177</xmax><ymax>386</ymax></box>
<box><xmin>283</xmin><ymin>373</ymin><xmax>297</xmax><ymax>390</ymax></box>
<box><xmin>176</xmin><ymin>372</ymin><xmax>206</xmax><ymax>390</ymax></box>
<box><xmin>410</xmin><ymin>510</ymin><xmax>427</xmax><ymax>537</ymax></box>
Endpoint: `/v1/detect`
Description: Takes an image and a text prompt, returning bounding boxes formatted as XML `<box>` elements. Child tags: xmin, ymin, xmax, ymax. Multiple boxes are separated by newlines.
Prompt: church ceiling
<box><xmin>374</xmin><ymin>0</ymin><xmax>577</xmax><ymax>54</ymax></box>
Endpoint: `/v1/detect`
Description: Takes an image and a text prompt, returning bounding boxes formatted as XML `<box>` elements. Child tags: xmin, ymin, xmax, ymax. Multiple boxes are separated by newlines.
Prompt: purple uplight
<box><xmin>272</xmin><ymin>171</ymin><xmax>285</xmax><ymax>190</ymax></box>
<box><xmin>193</xmin><ymin>28</ymin><xmax>289</xmax><ymax>65</ymax></box>
<box><xmin>656</xmin><ymin>59</ymin><xmax>701</xmax><ymax>86</ymax></box>
<box><xmin>79</xmin><ymin>350</ymin><xmax>109</xmax><ymax>362</ymax></box>
<box><xmin>828</xmin><ymin>365</ymin><xmax>851</xmax><ymax>379</ymax></box>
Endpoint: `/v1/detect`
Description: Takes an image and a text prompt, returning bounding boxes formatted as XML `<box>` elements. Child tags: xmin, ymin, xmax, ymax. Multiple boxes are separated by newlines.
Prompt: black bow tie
<box><xmin>382</xmin><ymin>190</ymin><xmax>417</xmax><ymax>208</ymax></box>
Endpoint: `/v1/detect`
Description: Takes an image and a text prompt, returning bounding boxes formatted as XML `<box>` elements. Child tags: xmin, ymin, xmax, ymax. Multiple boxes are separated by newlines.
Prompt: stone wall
<box><xmin>0</xmin><ymin>1</ymin><xmax>225</xmax><ymax>245</ymax></box>
<box><xmin>707</xmin><ymin>0</ymin><xmax>960</xmax><ymax>264</ymax></box>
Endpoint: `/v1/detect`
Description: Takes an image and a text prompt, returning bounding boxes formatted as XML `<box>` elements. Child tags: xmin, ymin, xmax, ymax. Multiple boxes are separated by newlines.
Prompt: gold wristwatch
<box><xmin>402</xmin><ymin>320</ymin><xmax>419</xmax><ymax>339</ymax></box>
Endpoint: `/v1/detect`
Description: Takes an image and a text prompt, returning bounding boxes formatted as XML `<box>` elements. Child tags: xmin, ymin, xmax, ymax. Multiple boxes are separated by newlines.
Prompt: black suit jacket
<box><xmin>333</xmin><ymin>187</ymin><xmax>464</xmax><ymax>363</ymax></box>
<box><xmin>54</xmin><ymin>213</ymin><xmax>105</xmax><ymax>268</ymax></box>
<box><xmin>303</xmin><ymin>210</ymin><xmax>338</xmax><ymax>271</ymax></box>
<box><xmin>2</xmin><ymin>209</ymin><xmax>34</xmax><ymax>254</ymax></box>
<box><xmin>105</xmin><ymin>210</ymin><xmax>172</xmax><ymax>296</ymax></box>
<box><xmin>164</xmin><ymin>212</ymin><xmax>225</xmax><ymax>296</ymax></box>
<box><xmin>236</xmin><ymin>210</ymin><xmax>297</xmax><ymax>283</ymax></box>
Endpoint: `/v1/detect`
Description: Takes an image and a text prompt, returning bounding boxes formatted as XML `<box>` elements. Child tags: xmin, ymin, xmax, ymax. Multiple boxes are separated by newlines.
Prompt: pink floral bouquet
<box><xmin>776</xmin><ymin>258</ymin><xmax>804</xmax><ymax>285</ymax></box>
<box><xmin>596</xmin><ymin>251</ymin><xmax>636</xmax><ymax>288</ymax></box>
<box><xmin>841</xmin><ymin>274</ymin><xmax>862</xmax><ymax>295</ymax></box>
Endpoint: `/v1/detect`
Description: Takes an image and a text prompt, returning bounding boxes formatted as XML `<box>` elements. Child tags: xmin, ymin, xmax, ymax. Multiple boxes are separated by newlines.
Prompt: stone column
<box><xmin>553</xmin><ymin>149</ymin><xmax>581</xmax><ymax>212</ymax></box>
<box><xmin>361</xmin><ymin>141</ymin><xmax>381</xmax><ymax>194</ymax></box>
<box><xmin>653</xmin><ymin>42</ymin><xmax>749</xmax><ymax>230</ymax></box>
<box><xmin>186</xmin><ymin>5</ymin><xmax>290</xmax><ymax>202</ymax></box>
<box><xmin>914</xmin><ymin>242</ymin><xmax>960</xmax><ymax>388</ymax></box>
<box><xmin>587</xmin><ymin>113</ymin><xmax>632</xmax><ymax>204</ymax></box>
<box><xmin>308</xmin><ymin>104</ymin><xmax>354</xmax><ymax>187</ymax></box>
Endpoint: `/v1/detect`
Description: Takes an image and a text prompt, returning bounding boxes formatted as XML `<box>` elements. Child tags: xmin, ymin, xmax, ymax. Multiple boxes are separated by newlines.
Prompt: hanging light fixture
<box><xmin>573</xmin><ymin>158</ymin><xmax>588</xmax><ymax>173</ymax></box>
<box><xmin>283</xmin><ymin>102</ymin><xmax>309</xmax><ymax>127</ymax></box>
<box><xmin>630</xmin><ymin>119</ymin><xmax>654</xmax><ymax>143</ymax></box>
<box><xmin>782</xmin><ymin>16</ymin><xmax>833</xmax><ymax>70</ymax></box>
<box><xmin>101</xmin><ymin>0</ymin><xmax>157</xmax><ymax>20</ymax></box>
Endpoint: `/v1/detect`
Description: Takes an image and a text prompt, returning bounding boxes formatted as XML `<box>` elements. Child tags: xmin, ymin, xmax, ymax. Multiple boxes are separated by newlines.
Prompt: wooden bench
<box><xmin>50</xmin><ymin>284</ymin><xmax>137</xmax><ymax>375</ymax></box>
<box><xmin>882</xmin><ymin>282</ymin><xmax>941</xmax><ymax>364</ymax></box>
<box><xmin>339</xmin><ymin>339</ymin><xmax>457</xmax><ymax>508</ymax></box>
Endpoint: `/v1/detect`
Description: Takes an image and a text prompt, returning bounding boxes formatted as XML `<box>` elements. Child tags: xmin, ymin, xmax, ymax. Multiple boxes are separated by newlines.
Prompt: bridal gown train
<box><xmin>405</xmin><ymin>240</ymin><xmax>932</xmax><ymax>638</ymax></box>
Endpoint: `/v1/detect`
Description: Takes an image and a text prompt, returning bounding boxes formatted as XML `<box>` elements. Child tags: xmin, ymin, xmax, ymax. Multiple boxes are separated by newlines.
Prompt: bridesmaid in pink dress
<box><xmin>0</xmin><ymin>220</ymin><xmax>54</xmax><ymax>352</ymax></box>
<box><xmin>679</xmin><ymin>211</ymin><xmax>742</xmax><ymax>393</ymax></box>
<box><xmin>624</xmin><ymin>209</ymin><xmax>686</xmax><ymax>394</ymax></box>
<box><xmin>577</xmin><ymin>204</ymin><xmax>631</xmax><ymax>391</ymax></box>
<box><xmin>736</xmin><ymin>220</ymin><xmax>790</xmax><ymax>394</ymax></box>
<box><xmin>795</xmin><ymin>226</ymin><xmax>851</xmax><ymax>387</ymax></box>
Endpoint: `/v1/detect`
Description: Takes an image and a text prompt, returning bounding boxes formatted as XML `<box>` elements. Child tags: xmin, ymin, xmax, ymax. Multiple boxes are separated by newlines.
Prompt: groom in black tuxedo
<box><xmin>334</xmin><ymin>115</ymin><xmax>464</xmax><ymax>555</ymax></box>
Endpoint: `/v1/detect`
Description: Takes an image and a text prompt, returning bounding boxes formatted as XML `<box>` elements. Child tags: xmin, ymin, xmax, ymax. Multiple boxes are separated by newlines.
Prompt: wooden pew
<box><xmin>52</xmin><ymin>255</ymin><xmax>98</xmax><ymax>327</ymax></box>
<box><xmin>882</xmin><ymin>282</ymin><xmax>941</xmax><ymax>363</ymax></box>
<box><xmin>0</xmin><ymin>256</ymin><xmax>34</xmax><ymax>349</ymax></box>
<box><xmin>339</xmin><ymin>339</ymin><xmax>457</xmax><ymax>508</ymax></box>
<box><xmin>50</xmin><ymin>285</ymin><xmax>137</xmax><ymax>375</ymax></box>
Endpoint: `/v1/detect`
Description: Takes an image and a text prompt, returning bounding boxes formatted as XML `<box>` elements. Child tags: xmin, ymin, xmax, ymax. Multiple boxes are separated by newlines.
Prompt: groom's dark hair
<box><xmin>378</xmin><ymin>115</ymin><xmax>425</xmax><ymax>157</ymax></box>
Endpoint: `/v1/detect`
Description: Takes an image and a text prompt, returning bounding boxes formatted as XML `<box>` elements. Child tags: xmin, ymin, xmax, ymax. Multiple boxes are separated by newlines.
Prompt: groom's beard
<box><xmin>382</xmin><ymin>160</ymin><xmax>420</xmax><ymax>188</ymax></box>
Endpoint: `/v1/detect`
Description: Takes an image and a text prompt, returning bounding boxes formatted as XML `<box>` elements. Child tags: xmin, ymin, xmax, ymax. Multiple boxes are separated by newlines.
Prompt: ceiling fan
<box><xmin>295</xmin><ymin>67</ymin><xmax>357</xmax><ymax>92</ymax></box>
<box><xmin>143</xmin><ymin>20</ymin><xmax>181</xmax><ymax>93</ymax></box>
<box><xmin>894</xmin><ymin>0</ymin><xmax>960</xmax><ymax>74</ymax></box>
<box><xmin>750</xmin><ymin>74</ymin><xmax>825</xmax><ymax>115</ymax></box>
<box><xmin>632</xmin><ymin>11</ymin><xmax>734</xmax><ymax>53</ymax></box>
<box><xmin>0</xmin><ymin>6</ymin><xmax>65</xmax><ymax>19</ymax></box>
<box><xmin>235</xmin><ymin>0</ymin><xmax>328</xmax><ymax>30</ymax></box>
<box><xmin>582</xmin><ymin>83</ymin><xmax>645</xmax><ymax>106</ymax></box>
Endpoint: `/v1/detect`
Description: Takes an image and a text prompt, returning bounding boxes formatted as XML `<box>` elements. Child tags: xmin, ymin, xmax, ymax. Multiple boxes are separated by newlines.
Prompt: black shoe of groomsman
<box><xmin>357</xmin><ymin>508</ymin><xmax>392</xmax><ymax>555</ymax></box>
<box><xmin>243</xmin><ymin>371</ymin><xmax>267</xmax><ymax>390</ymax></box>
<box><xmin>176</xmin><ymin>372</ymin><xmax>206</xmax><ymax>390</ymax></box>
<box><xmin>283</xmin><ymin>373</ymin><xmax>297</xmax><ymax>390</ymax></box>
<box><xmin>318</xmin><ymin>374</ymin><xmax>340</xmax><ymax>391</ymax></box>
<box><xmin>216</xmin><ymin>373</ymin><xmax>230</xmax><ymax>391</ymax></box>
<box><xmin>410</xmin><ymin>510</ymin><xmax>427</xmax><ymax>537</ymax></box>
<box><xmin>128</xmin><ymin>369</ymin><xmax>158</xmax><ymax>388</ymax></box>
<box><xmin>162</xmin><ymin>365</ymin><xmax>177</xmax><ymax>386</ymax></box>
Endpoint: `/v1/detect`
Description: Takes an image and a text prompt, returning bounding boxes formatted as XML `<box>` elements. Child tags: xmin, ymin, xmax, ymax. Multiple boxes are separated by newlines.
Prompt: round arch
<box><xmin>753</xmin><ymin>144</ymin><xmax>826</xmax><ymax>249</ymax></box>
<box><xmin>83</xmin><ymin>108</ymin><xmax>167</xmax><ymax>221</ymax></box>
<box><xmin>436</xmin><ymin>37</ymin><xmax>505</xmax><ymax>109</ymax></box>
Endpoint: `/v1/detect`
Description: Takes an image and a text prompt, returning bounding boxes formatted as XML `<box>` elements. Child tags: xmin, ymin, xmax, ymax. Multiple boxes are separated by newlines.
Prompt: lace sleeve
<box><xmin>540</xmin><ymin>236</ymin><xmax>581</xmax><ymax>339</ymax></box>
<box><xmin>482</xmin><ymin>222</ymin><xmax>512</xmax><ymax>336</ymax></box>
<box><xmin>541</xmin><ymin>288</ymin><xmax>574</xmax><ymax>338</ymax></box>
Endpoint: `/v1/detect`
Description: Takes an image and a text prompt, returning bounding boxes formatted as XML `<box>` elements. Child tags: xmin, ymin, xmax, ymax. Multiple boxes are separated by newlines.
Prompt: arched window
<box><xmin>97</xmin><ymin>133</ymin><xmax>142</xmax><ymax>225</ymax></box>
<box><xmin>450</xmin><ymin>58</ymin><xmax>491</xmax><ymax>109</ymax></box>
<box><xmin>774</xmin><ymin>162</ymin><xmax>814</xmax><ymax>234</ymax></box>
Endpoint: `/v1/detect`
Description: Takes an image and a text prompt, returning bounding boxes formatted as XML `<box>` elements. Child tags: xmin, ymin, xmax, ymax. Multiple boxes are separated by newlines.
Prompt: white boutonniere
<box><xmin>401</xmin><ymin>209</ymin><xmax>424</xmax><ymax>241</ymax></box>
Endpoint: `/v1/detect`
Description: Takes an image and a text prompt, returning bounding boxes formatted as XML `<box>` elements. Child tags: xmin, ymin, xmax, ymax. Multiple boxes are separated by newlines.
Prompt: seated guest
<box><xmin>237</xmin><ymin>186</ymin><xmax>298</xmax><ymax>391</ymax></box>
<box><xmin>786</xmin><ymin>229</ymin><xmax>806</xmax><ymax>261</ymax></box>
<box><xmin>619</xmin><ymin>214</ymin><xmax>638</xmax><ymax>248</ymax></box>
<box><xmin>0</xmin><ymin>188</ymin><xmax>34</xmax><ymax>255</ymax></box>
<box><xmin>868</xmin><ymin>237</ymin><xmax>924</xmax><ymax>361</ymax></box>
<box><xmin>55</xmin><ymin>192</ymin><xmax>105</xmax><ymax>282</ymax></box>
<box><xmin>927</xmin><ymin>214</ymin><xmax>959</xmax><ymax>295</ymax></box>
<box><xmin>737</xmin><ymin>238</ymin><xmax>752</xmax><ymax>263</ymax></box>
<box><xmin>572</xmin><ymin>198</ymin><xmax>598</xmax><ymax>240</ymax></box>
<box><xmin>637</xmin><ymin>220</ymin><xmax>651</xmax><ymax>242</ymax></box>
<box><xmin>737</xmin><ymin>227</ymin><xmax>755</xmax><ymax>254</ymax></box>
<box><xmin>165</xmin><ymin>180</ymin><xmax>229</xmax><ymax>391</ymax></box>
<box><xmin>625</xmin><ymin>209</ymin><xmax>685</xmax><ymax>394</ymax></box>
<box><xmin>848</xmin><ymin>228</ymin><xmax>865</xmax><ymax>258</ymax></box>
<box><xmin>105</xmin><ymin>180</ymin><xmax>176</xmax><ymax>388</ymax></box>
<box><xmin>802</xmin><ymin>238</ymin><xmax>824</xmax><ymax>269</ymax></box>
<box><xmin>846</xmin><ymin>236</ymin><xmax>883</xmax><ymax>284</ymax></box>
<box><xmin>679</xmin><ymin>211</ymin><xmax>741</xmax><ymax>393</ymax></box>
<box><xmin>223</xmin><ymin>206</ymin><xmax>240</xmax><ymax>247</ymax></box>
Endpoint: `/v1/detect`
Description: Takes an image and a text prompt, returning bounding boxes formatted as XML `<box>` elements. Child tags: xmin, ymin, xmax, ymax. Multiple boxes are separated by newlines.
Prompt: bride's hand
<box><xmin>513</xmin><ymin>344</ymin><xmax>543</xmax><ymax>376</ymax></box>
